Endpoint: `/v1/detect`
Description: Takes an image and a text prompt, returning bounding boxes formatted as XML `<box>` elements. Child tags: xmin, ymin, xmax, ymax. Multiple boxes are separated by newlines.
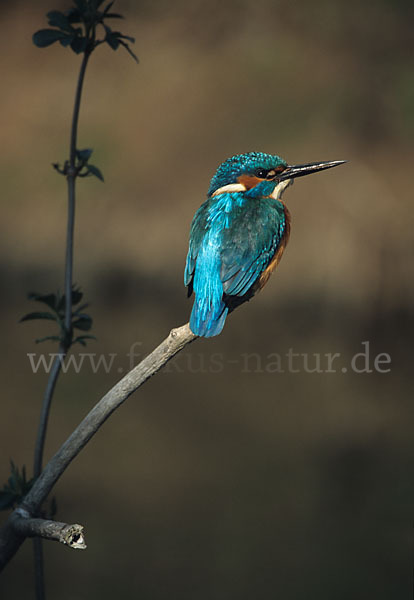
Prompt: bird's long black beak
<box><xmin>278</xmin><ymin>160</ymin><xmax>346</xmax><ymax>181</ymax></box>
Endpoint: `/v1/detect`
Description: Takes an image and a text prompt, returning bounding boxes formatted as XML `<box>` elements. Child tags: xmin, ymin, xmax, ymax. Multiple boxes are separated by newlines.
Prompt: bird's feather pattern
<box><xmin>185</xmin><ymin>191</ymin><xmax>287</xmax><ymax>337</ymax></box>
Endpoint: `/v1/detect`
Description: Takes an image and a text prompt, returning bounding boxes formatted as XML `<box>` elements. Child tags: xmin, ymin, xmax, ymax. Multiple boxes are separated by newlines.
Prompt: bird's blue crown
<box><xmin>207</xmin><ymin>152</ymin><xmax>287</xmax><ymax>197</ymax></box>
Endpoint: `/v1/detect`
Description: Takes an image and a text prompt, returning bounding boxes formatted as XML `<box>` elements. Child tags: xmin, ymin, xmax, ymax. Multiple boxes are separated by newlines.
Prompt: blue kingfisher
<box><xmin>185</xmin><ymin>152</ymin><xmax>345</xmax><ymax>337</ymax></box>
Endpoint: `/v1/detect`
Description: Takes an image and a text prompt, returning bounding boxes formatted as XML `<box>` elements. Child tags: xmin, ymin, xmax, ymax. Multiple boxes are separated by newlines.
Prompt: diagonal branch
<box><xmin>0</xmin><ymin>323</ymin><xmax>197</xmax><ymax>571</ymax></box>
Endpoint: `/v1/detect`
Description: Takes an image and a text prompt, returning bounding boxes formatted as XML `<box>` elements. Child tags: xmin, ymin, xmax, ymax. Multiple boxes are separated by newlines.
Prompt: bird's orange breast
<box><xmin>256</xmin><ymin>205</ymin><xmax>291</xmax><ymax>291</ymax></box>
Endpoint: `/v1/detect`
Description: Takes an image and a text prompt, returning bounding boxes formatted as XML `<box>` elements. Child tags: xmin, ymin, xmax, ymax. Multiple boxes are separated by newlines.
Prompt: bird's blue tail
<box><xmin>189</xmin><ymin>248</ymin><xmax>228</xmax><ymax>337</ymax></box>
<box><xmin>190</xmin><ymin>298</ymin><xmax>228</xmax><ymax>337</ymax></box>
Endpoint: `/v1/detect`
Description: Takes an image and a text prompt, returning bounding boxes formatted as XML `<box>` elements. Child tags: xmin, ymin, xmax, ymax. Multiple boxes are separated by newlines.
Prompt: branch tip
<box><xmin>61</xmin><ymin>523</ymin><xmax>86</xmax><ymax>549</ymax></box>
<box><xmin>11</xmin><ymin>512</ymin><xmax>86</xmax><ymax>550</ymax></box>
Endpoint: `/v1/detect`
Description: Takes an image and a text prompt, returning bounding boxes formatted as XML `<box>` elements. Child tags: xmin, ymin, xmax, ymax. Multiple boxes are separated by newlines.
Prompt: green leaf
<box><xmin>20</xmin><ymin>312</ymin><xmax>57</xmax><ymax>323</ymax></box>
<box><xmin>118</xmin><ymin>39</ymin><xmax>139</xmax><ymax>63</ymax></box>
<box><xmin>0</xmin><ymin>461</ymin><xmax>34</xmax><ymax>511</ymax></box>
<box><xmin>47</xmin><ymin>10</ymin><xmax>74</xmax><ymax>32</ymax></box>
<box><xmin>67</xmin><ymin>8</ymin><xmax>83</xmax><ymax>24</ymax></box>
<box><xmin>108</xmin><ymin>30</ymin><xmax>136</xmax><ymax>44</ymax></box>
<box><xmin>56</xmin><ymin>294</ymin><xmax>65</xmax><ymax>312</ymax></box>
<box><xmin>76</xmin><ymin>148</ymin><xmax>93</xmax><ymax>162</ymax></box>
<box><xmin>87</xmin><ymin>164</ymin><xmax>104</xmax><ymax>181</ymax></box>
<box><xmin>33</xmin><ymin>29</ymin><xmax>69</xmax><ymax>48</ymax></box>
<box><xmin>103</xmin><ymin>0</ymin><xmax>115</xmax><ymax>12</ymax></box>
<box><xmin>73</xmin><ymin>334</ymin><xmax>96</xmax><ymax>346</ymax></box>
<box><xmin>105</xmin><ymin>33</ymin><xmax>119</xmax><ymax>50</ymax></box>
<box><xmin>103</xmin><ymin>2</ymin><xmax>124</xmax><ymax>19</ymax></box>
<box><xmin>72</xmin><ymin>315</ymin><xmax>93</xmax><ymax>331</ymax></box>
<box><xmin>27</xmin><ymin>292</ymin><xmax>58</xmax><ymax>311</ymax></box>
<box><xmin>24</xmin><ymin>287</ymin><xmax>92</xmax><ymax>348</ymax></box>
<box><xmin>55</xmin><ymin>287</ymin><xmax>83</xmax><ymax>311</ymax></box>
<box><xmin>71</xmin><ymin>288</ymin><xmax>84</xmax><ymax>306</ymax></box>
<box><xmin>76</xmin><ymin>302</ymin><xmax>90</xmax><ymax>312</ymax></box>
<box><xmin>116</xmin><ymin>33</ymin><xmax>135</xmax><ymax>43</ymax></box>
<box><xmin>52</xmin><ymin>162</ymin><xmax>65</xmax><ymax>174</ymax></box>
<box><xmin>70</xmin><ymin>36</ymin><xmax>88</xmax><ymax>54</ymax></box>
<box><xmin>103</xmin><ymin>24</ymin><xmax>138</xmax><ymax>62</ymax></box>
<box><xmin>59</xmin><ymin>35</ymin><xmax>75</xmax><ymax>48</ymax></box>
<box><xmin>35</xmin><ymin>335</ymin><xmax>61</xmax><ymax>344</ymax></box>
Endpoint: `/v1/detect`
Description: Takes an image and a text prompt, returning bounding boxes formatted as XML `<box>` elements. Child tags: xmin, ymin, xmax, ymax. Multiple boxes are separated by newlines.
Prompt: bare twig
<box><xmin>13</xmin><ymin>510</ymin><xmax>86</xmax><ymax>549</ymax></box>
<box><xmin>0</xmin><ymin>323</ymin><xmax>197</xmax><ymax>571</ymax></box>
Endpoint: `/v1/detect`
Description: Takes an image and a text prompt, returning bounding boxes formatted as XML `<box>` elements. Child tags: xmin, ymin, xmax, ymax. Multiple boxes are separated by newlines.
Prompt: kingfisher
<box><xmin>184</xmin><ymin>152</ymin><xmax>345</xmax><ymax>337</ymax></box>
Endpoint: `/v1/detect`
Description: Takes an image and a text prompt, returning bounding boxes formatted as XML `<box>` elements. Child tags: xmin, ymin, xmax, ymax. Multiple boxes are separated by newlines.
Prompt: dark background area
<box><xmin>1</xmin><ymin>0</ymin><xmax>413</xmax><ymax>598</ymax></box>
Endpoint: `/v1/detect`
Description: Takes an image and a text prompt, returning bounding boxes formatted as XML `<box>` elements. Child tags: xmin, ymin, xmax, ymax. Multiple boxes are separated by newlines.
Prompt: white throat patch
<box><xmin>271</xmin><ymin>178</ymin><xmax>294</xmax><ymax>200</ymax></box>
<box><xmin>211</xmin><ymin>183</ymin><xmax>247</xmax><ymax>197</ymax></box>
<box><xmin>211</xmin><ymin>179</ymin><xmax>293</xmax><ymax>200</ymax></box>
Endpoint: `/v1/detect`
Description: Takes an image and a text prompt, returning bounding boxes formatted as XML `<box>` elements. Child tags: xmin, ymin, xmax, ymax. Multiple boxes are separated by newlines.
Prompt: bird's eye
<box><xmin>255</xmin><ymin>169</ymin><xmax>268</xmax><ymax>178</ymax></box>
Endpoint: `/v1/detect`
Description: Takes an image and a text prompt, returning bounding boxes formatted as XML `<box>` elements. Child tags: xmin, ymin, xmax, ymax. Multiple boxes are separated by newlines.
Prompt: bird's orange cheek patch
<box><xmin>237</xmin><ymin>174</ymin><xmax>263</xmax><ymax>189</ymax></box>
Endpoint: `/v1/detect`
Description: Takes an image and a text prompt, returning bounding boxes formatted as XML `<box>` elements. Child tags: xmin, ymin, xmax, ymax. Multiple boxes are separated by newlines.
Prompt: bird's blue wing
<box><xmin>184</xmin><ymin>201</ymin><xmax>210</xmax><ymax>289</ymax></box>
<box><xmin>219</xmin><ymin>198</ymin><xmax>287</xmax><ymax>297</ymax></box>
<box><xmin>185</xmin><ymin>195</ymin><xmax>231</xmax><ymax>336</ymax></box>
<box><xmin>185</xmin><ymin>194</ymin><xmax>286</xmax><ymax>337</ymax></box>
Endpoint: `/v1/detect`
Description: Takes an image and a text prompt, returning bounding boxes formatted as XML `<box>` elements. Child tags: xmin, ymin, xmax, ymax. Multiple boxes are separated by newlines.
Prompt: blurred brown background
<box><xmin>1</xmin><ymin>0</ymin><xmax>413</xmax><ymax>598</ymax></box>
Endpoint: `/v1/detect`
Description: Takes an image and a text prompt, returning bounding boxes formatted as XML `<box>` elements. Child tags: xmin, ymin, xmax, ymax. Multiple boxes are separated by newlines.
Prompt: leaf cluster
<box><xmin>53</xmin><ymin>148</ymin><xmax>104</xmax><ymax>181</ymax></box>
<box><xmin>0</xmin><ymin>462</ymin><xmax>57</xmax><ymax>517</ymax></box>
<box><xmin>76</xmin><ymin>148</ymin><xmax>104</xmax><ymax>181</ymax></box>
<box><xmin>0</xmin><ymin>462</ymin><xmax>34</xmax><ymax>511</ymax></box>
<box><xmin>33</xmin><ymin>0</ymin><xmax>138</xmax><ymax>62</ymax></box>
<box><xmin>20</xmin><ymin>288</ymin><xmax>95</xmax><ymax>348</ymax></box>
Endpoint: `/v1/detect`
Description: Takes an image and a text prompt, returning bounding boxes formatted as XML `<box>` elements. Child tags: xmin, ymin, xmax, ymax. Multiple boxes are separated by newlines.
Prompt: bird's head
<box><xmin>208</xmin><ymin>152</ymin><xmax>346</xmax><ymax>199</ymax></box>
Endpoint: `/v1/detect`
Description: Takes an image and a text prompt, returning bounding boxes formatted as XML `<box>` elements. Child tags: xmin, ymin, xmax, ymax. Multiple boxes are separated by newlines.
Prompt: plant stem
<box><xmin>66</xmin><ymin>50</ymin><xmax>90</xmax><ymax>335</ymax></box>
<box><xmin>33</xmin><ymin>538</ymin><xmax>45</xmax><ymax>600</ymax></box>
<box><xmin>32</xmin><ymin>351</ymin><xmax>63</xmax><ymax>600</ymax></box>
<box><xmin>32</xmin><ymin>49</ymin><xmax>91</xmax><ymax>600</ymax></box>
<box><xmin>33</xmin><ymin>49</ymin><xmax>91</xmax><ymax>486</ymax></box>
<box><xmin>33</xmin><ymin>352</ymin><xmax>64</xmax><ymax>479</ymax></box>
